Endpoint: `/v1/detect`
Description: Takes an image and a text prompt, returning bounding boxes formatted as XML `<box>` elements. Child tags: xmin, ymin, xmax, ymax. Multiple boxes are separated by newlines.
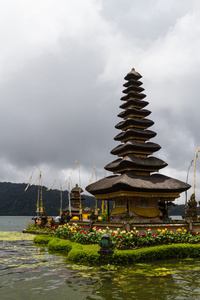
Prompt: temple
<box><xmin>86</xmin><ymin>69</ymin><xmax>191</xmax><ymax>222</ymax></box>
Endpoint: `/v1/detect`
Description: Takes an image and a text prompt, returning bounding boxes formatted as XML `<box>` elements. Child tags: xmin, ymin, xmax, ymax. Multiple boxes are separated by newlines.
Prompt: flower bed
<box><xmin>27</xmin><ymin>222</ymin><xmax>200</xmax><ymax>250</ymax></box>
<box><xmin>53</xmin><ymin>223</ymin><xmax>200</xmax><ymax>249</ymax></box>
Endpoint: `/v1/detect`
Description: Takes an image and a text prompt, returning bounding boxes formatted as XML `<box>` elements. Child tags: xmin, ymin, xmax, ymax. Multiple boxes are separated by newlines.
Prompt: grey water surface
<box><xmin>1</xmin><ymin>216</ymin><xmax>200</xmax><ymax>300</ymax></box>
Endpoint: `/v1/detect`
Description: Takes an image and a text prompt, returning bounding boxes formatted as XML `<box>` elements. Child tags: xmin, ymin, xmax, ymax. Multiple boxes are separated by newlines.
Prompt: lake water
<box><xmin>0</xmin><ymin>215</ymin><xmax>183</xmax><ymax>233</ymax></box>
<box><xmin>0</xmin><ymin>216</ymin><xmax>32</xmax><ymax>232</ymax></box>
<box><xmin>1</xmin><ymin>216</ymin><xmax>200</xmax><ymax>299</ymax></box>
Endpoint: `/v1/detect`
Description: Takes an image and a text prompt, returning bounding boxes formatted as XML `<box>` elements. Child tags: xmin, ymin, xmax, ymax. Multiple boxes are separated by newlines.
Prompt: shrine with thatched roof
<box><xmin>86</xmin><ymin>68</ymin><xmax>190</xmax><ymax>222</ymax></box>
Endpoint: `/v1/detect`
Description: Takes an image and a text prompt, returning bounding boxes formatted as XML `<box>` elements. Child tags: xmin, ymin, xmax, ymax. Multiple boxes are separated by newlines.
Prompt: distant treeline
<box><xmin>0</xmin><ymin>182</ymin><xmax>194</xmax><ymax>216</ymax></box>
<box><xmin>0</xmin><ymin>182</ymin><xmax>97</xmax><ymax>216</ymax></box>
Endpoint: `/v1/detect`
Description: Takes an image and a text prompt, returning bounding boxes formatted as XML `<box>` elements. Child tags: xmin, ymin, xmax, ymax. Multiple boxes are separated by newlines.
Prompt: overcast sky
<box><xmin>1</xmin><ymin>0</ymin><xmax>200</xmax><ymax>204</ymax></box>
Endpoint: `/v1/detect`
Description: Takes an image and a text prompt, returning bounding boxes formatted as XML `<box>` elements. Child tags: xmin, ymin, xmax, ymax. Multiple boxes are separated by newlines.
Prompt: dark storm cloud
<box><xmin>0</xmin><ymin>0</ymin><xmax>200</xmax><ymax>201</ymax></box>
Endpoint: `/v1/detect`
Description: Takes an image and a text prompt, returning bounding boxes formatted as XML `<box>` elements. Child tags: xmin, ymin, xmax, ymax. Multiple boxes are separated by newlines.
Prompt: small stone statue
<box><xmin>183</xmin><ymin>193</ymin><xmax>198</xmax><ymax>221</ymax></box>
<box><xmin>98</xmin><ymin>233</ymin><xmax>114</xmax><ymax>255</ymax></box>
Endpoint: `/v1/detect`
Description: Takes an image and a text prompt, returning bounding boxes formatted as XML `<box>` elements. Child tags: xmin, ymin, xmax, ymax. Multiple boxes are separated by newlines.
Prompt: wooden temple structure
<box><xmin>86</xmin><ymin>68</ymin><xmax>191</xmax><ymax>222</ymax></box>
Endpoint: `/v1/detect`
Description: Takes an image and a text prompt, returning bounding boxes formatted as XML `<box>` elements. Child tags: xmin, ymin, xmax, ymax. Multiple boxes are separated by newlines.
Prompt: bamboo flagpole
<box><xmin>193</xmin><ymin>147</ymin><xmax>200</xmax><ymax>195</ymax></box>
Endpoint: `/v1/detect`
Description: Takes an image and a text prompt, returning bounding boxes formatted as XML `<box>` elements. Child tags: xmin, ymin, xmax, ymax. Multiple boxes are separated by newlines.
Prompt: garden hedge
<box><xmin>33</xmin><ymin>236</ymin><xmax>200</xmax><ymax>265</ymax></box>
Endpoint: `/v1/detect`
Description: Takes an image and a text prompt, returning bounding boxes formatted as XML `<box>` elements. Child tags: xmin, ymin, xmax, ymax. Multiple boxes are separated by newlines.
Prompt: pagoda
<box><xmin>63</xmin><ymin>184</ymin><xmax>85</xmax><ymax>220</ymax></box>
<box><xmin>86</xmin><ymin>69</ymin><xmax>191</xmax><ymax>221</ymax></box>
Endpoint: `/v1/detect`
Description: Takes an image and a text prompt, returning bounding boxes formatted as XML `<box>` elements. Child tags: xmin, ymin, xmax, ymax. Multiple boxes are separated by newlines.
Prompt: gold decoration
<box><xmin>111</xmin><ymin>207</ymin><xmax>126</xmax><ymax>215</ymax></box>
<box><xmin>129</xmin><ymin>206</ymin><xmax>161</xmax><ymax>218</ymax></box>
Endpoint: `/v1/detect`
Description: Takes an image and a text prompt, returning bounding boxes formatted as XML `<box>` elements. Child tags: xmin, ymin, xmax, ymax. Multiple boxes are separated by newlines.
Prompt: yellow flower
<box><xmin>176</xmin><ymin>228</ymin><xmax>182</xmax><ymax>232</ymax></box>
<box><xmin>162</xmin><ymin>229</ymin><xmax>165</xmax><ymax>233</ymax></box>
<box><xmin>157</xmin><ymin>229</ymin><xmax>161</xmax><ymax>232</ymax></box>
<box><xmin>184</xmin><ymin>229</ymin><xmax>187</xmax><ymax>233</ymax></box>
<box><xmin>133</xmin><ymin>227</ymin><xmax>136</xmax><ymax>231</ymax></box>
<box><xmin>136</xmin><ymin>230</ymin><xmax>138</xmax><ymax>233</ymax></box>
<box><xmin>170</xmin><ymin>231</ymin><xmax>173</xmax><ymax>234</ymax></box>
<box><xmin>106</xmin><ymin>226</ymin><xmax>109</xmax><ymax>230</ymax></box>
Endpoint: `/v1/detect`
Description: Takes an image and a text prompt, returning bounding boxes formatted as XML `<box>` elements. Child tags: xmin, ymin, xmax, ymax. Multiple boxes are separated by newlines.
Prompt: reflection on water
<box><xmin>1</xmin><ymin>232</ymin><xmax>200</xmax><ymax>299</ymax></box>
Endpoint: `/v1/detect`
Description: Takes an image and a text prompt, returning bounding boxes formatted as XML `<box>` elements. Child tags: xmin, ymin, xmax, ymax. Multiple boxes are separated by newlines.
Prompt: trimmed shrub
<box><xmin>108</xmin><ymin>244</ymin><xmax>200</xmax><ymax>265</ymax></box>
<box><xmin>33</xmin><ymin>235</ymin><xmax>200</xmax><ymax>266</ymax></box>
<box><xmin>67</xmin><ymin>248</ymin><xmax>100</xmax><ymax>264</ymax></box>
<box><xmin>47</xmin><ymin>238</ymin><xmax>73</xmax><ymax>254</ymax></box>
<box><xmin>33</xmin><ymin>235</ymin><xmax>54</xmax><ymax>245</ymax></box>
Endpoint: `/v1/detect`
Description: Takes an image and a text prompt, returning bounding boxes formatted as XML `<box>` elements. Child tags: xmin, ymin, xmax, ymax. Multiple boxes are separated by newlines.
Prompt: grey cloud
<box><xmin>1</xmin><ymin>0</ymin><xmax>200</xmax><ymax>203</ymax></box>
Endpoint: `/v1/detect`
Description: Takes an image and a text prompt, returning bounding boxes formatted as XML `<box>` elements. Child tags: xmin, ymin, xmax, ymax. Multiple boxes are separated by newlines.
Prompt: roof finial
<box><xmin>132</xmin><ymin>68</ymin><xmax>135</xmax><ymax>71</ymax></box>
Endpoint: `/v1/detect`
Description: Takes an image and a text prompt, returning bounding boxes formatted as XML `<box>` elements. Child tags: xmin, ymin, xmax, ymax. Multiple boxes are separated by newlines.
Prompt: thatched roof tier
<box><xmin>114</xmin><ymin>128</ymin><xmax>157</xmax><ymax>142</ymax></box>
<box><xmin>105</xmin><ymin>155</ymin><xmax>167</xmax><ymax>173</ymax></box>
<box><xmin>121</xmin><ymin>92</ymin><xmax>146</xmax><ymax>101</ymax></box>
<box><xmin>85</xmin><ymin>173</ymin><xmax>190</xmax><ymax>199</ymax></box>
<box><xmin>118</xmin><ymin>108</ymin><xmax>151</xmax><ymax>119</ymax></box>
<box><xmin>124</xmin><ymin>69</ymin><xmax>142</xmax><ymax>80</ymax></box>
<box><xmin>70</xmin><ymin>195</ymin><xmax>85</xmax><ymax>201</ymax></box>
<box><xmin>70</xmin><ymin>184</ymin><xmax>85</xmax><ymax>201</ymax></box>
<box><xmin>110</xmin><ymin>140</ymin><xmax>161</xmax><ymax>156</ymax></box>
<box><xmin>123</xmin><ymin>80</ymin><xmax>143</xmax><ymax>87</ymax></box>
<box><xmin>122</xmin><ymin>85</ymin><xmax>144</xmax><ymax>93</ymax></box>
<box><xmin>115</xmin><ymin>118</ymin><xmax>154</xmax><ymax>130</ymax></box>
<box><xmin>119</xmin><ymin>99</ymin><xmax>149</xmax><ymax>110</ymax></box>
<box><xmin>71</xmin><ymin>185</ymin><xmax>83</xmax><ymax>194</ymax></box>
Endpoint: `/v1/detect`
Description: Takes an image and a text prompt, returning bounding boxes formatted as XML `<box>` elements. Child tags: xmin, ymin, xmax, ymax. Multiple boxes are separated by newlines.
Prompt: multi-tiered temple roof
<box><xmin>86</xmin><ymin>69</ymin><xmax>190</xmax><ymax>201</ymax></box>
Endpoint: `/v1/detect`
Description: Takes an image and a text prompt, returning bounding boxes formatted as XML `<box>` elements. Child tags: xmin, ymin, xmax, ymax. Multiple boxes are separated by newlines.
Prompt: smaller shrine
<box><xmin>62</xmin><ymin>184</ymin><xmax>85</xmax><ymax>220</ymax></box>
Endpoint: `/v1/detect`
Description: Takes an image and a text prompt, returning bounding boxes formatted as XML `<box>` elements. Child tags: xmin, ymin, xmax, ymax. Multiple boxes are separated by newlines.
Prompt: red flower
<box><xmin>112</xmin><ymin>233</ymin><xmax>115</xmax><ymax>236</ymax></box>
<box><xmin>146</xmin><ymin>228</ymin><xmax>148</xmax><ymax>230</ymax></box>
<box><xmin>117</xmin><ymin>242</ymin><xmax>120</xmax><ymax>245</ymax></box>
<box><xmin>168</xmin><ymin>224</ymin><xmax>170</xmax><ymax>227</ymax></box>
<box><xmin>84</xmin><ymin>225</ymin><xmax>86</xmax><ymax>227</ymax></box>
<box><xmin>118</xmin><ymin>236</ymin><xmax>121</xmax><ymax>239</ymax></box>
<box><xmin>139</xmin><ymin>234</ymin><xmax>141</xmax><ymax>237</ymax></box>
<box><xmin>152</xmin><ymin>234</ymin><xmax>154</xmax><ymax>237</ymax></box>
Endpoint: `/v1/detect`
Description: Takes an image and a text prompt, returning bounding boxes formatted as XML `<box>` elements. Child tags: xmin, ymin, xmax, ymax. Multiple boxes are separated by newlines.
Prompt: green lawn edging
<box><xmin>33</xmin><ymin>235</ymin><xmax>200</xmax><ymax>265</ymax></box>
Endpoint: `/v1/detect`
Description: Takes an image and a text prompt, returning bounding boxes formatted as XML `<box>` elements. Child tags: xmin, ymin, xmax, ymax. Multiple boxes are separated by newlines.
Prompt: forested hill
<box><xmin>0</xmin><ymin>182</ymin><xmax>97</xmax><ymax>216</ymax></box>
